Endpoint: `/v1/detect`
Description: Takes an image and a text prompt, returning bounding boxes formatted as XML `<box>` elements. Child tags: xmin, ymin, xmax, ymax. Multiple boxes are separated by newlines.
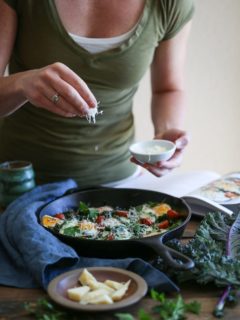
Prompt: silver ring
<box><xmin>51</xmin><ymin>93</ymin><xmax>60</xmax><ymax>104</ymax></box>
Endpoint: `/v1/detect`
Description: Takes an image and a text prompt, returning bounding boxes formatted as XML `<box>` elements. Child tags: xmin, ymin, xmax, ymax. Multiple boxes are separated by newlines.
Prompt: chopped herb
<box><xmin>87</xmin><ymin>208</ymin><xmax>99</xmax><ymax>220</ymax></box>
<box><xmin>78</xmin><ymin>201</ymin><xmax>98</xmax><ymax>220</ymax></box>
<box><xmin>78</xmin><ymin>201</ymin><xmax>89</xmax><ymax>214</ymax></box>
<box><xmin>157</xmin><ymin>214</ymin><xmax>167</xmax><ymax>222</ymax></box>
<box><xmin>62</xmin><ymin>226</ymin><xmax>79</xmax><ymax>236</ymax></box>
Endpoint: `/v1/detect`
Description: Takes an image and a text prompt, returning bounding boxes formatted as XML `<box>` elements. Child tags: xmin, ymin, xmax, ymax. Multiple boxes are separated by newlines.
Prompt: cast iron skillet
<box><xmin>37</xmin><ymin>187</ymin><xmax>194</xmax><ymax>270</ymax></box>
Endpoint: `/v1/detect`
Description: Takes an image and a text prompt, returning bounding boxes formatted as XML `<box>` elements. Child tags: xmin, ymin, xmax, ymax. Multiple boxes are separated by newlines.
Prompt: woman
<box><xmin>0</xmin><ymin>0</ymin><xmax>194</xmax><ymax>187</ymax></box>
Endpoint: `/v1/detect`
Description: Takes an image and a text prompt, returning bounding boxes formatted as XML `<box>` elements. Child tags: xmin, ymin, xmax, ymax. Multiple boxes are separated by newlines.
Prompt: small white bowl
<box><xmin>129</xmin><ymin>140</ymin><xmax>176</xmax><ymax>164</ymax></box>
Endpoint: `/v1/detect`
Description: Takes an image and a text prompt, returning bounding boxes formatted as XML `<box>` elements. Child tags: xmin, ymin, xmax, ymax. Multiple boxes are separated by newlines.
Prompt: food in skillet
<box><xmin>41</xmin><ymin>201</ymin><xmax>183</xmax><ymax>240</ymax></box>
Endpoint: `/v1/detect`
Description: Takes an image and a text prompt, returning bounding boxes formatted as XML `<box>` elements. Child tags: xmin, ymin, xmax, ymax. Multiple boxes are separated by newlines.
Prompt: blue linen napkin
<box><xmin>0</xmin><ymin>179</ymin><xmax>178</xmax><ymax>292</ymax></box>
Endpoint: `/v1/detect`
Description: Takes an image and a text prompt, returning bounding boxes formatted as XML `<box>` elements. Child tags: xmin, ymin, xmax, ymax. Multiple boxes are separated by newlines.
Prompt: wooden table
<box><xmin>0</xmin><ymin>218</ymin><xmax>240</xmax><ymax>320</ymax></box>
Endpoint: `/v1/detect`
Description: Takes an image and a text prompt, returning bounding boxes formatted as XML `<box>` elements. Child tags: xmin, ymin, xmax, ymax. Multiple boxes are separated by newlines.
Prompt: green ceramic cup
<box><xmin>0</xmin><ymin>160</ymin><xmax>36</xmax><ymax>207</ymax></box>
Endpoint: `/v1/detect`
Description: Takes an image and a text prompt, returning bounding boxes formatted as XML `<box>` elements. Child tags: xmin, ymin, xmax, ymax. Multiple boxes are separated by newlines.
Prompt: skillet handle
<box><xmin>137</xmin><ymin>238</ymin><xmax>194</xmax><ymax>270</ymax></box>
<box><xmin>157</xmin><ymin>244</ymin><xmax>194</xmax><ymax>270</ymax></box>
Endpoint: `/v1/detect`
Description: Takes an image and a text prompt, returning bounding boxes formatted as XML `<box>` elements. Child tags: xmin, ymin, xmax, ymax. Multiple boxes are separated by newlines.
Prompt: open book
<box><xmin>116</xmin><ymin>170</ymin><xmax>240</xmax><ymax>216</ymax></box>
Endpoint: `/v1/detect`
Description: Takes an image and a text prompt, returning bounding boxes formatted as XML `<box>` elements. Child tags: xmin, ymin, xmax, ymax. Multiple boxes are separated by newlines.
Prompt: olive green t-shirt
<box><xmin>0</xmin><ymin>0</ymin><xmax>194</xmax><ymax>186</ymax></box>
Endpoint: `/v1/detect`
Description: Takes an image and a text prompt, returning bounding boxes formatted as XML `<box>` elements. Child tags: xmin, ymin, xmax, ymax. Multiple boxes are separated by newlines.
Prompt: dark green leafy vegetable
<box><xmin>155</xmin><ymin>211</ymin><xmax>240</xmax><ymax>317</ymax></box>
<box><xmin>157</xmin><ymin>214</ymin><xmax>167</xmax><ymax>222</ymax></box>
<box><xmin>78</xmin><ymin>201</ymin><xmax>89</xmax><ymax>214</ymax></box>
<box><xmin>157</xmin><ymin>212</ymin><xmax>240</xmax><ymax>286</ymax></box>
<box><xmin>61</xmin><ymin>226</ymin><xmax>79</xmax><ymax>236</ymax></box>
<box><xmin>213</xmin><ymin>212</ymin><xmax>240</xmax><ymax>317</ymax></box>
<box><xmin>78</xmin><ymin>201</ymin><xmax>99</xmax><ymax>220</ymax></box>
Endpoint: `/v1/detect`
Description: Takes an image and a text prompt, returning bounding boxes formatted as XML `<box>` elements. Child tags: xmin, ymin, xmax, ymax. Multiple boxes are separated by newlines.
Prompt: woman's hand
<box><xmin>18</xmin><ymin>62</ymin><xmax>97</xmax><ymax>117</ymax></box>
<box><xmin>130</xmin><ymin>129</ymin><xmax>190</xmax><ymax>177</ymax></box>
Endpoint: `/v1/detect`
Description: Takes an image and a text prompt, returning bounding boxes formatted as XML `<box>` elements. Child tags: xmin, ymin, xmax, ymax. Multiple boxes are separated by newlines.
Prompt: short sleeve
<box><xmin>161</xmin><ymin>0</ymin><xmax>195</xmax><ymax>40</ymax></box>
<box><xmin>4</xmin><ymin>0</ymin><xmax>18</xmax><ymax>11</ymax></box>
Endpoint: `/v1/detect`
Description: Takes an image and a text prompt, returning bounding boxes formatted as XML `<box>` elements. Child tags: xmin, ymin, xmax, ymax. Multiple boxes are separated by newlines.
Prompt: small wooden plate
<box><xmin>47</xmin><ymin>267</ymin><xmax>148</xmax><ymax>312</ymax></box>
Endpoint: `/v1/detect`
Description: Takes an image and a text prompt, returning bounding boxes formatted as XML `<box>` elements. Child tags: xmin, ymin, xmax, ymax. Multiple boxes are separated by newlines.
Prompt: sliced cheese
<box><xmin>111</xmin><ymin>280</ymin><xmax>131</xmax><ymax>301</ymax></box>
<box><xmin>67</xmin><ymin>269</ymin><xmax>132</xmax><ymax>305</ymax></box>
<box><xmin>81</xmin><ymin>293</ymin><xmax>113</xmax><ymax>305</ymax></box>
<box><xmin>79</xmin><ymin>268</ymin><xmax>98</xmax><ymax>286</ymax></box>
<box><xmin>88</xmin><ymin>280</ymin><xmax>114</xmax><ymax>293</ymax></box>
<box><xmin>67</xmin><ymin>286</ymin><xmax>90</xmax><ymax>302</ymax></box>
<box><xmin>80</xmin><ymin>289</ymin><xmax>112</xmax><ymax>305</ymax></box>
<box><xmin>104</xmin><ymin>279</ymin><xmax>125</xmax><ymax>290</ymax></box>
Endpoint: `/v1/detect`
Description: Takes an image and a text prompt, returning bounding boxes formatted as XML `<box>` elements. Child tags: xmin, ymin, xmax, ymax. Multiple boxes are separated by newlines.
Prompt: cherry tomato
<box><xmin>107</xmin><ymin>234</ymin><xmax>114</xmax><ymax>240</ymax></box>
<box><xmin>167</xmin><ymin>209</ymin><xmax>180</xmax><ymax>219</ymax></box>
<box><xmin>96</xmin><ymin>215</ymin><xmax>105</xmax><ymax>224</ymax></box>
<box><xmin>116</xmin><ymin>210</ymin><xmax>128</xmax><ymax>218</ymax></box>
<box><xmin>158</xmin><ymin>220</ymin><xmax>169</xmax><ymax>229</ymax></box>
<box><xmin>54</xmin><ymin>213</ymin><xmax>65</xmax><ymax>220</ymax></box>
<box><xmin>140</xmin><ymin>217</ymin><xmax>153</xmax><ymax>226</ymax></box>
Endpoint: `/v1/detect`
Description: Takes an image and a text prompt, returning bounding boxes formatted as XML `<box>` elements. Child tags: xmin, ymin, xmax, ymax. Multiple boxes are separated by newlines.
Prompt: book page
<box><xmin>182</xmin><ymin>195</ymin><xmax>233</xmax><ymax>216</ymax></box>
<box><xmin>116</xmin><ymin>170</ymin><xmax>220</xmax><ymax>198</ymax></box>
<box><xmin>188</xmin><ymin>172</ymin><xmax>240</xmax><ymax>205</ymax></box>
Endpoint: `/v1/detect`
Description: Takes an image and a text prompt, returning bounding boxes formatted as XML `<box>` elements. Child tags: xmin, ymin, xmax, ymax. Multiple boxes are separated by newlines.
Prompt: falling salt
<box><xmin>94</xmin><ymin>145</ymin><xmax>99</xmax><ymax>152</ymax></box>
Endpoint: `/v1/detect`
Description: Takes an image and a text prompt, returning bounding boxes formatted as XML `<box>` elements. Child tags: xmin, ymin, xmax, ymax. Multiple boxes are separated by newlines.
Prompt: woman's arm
<box><xmin>151</xmin><ymin>21</ymin><xmax>192</xmax><ymax>136</ymax></box>
<box><xmin>0</xmin><ymin>0</ymin><xmax>26</xmax><ymax>116</ymax></box>
<box><xmin>0</xmin><ymin>0</ymin><xmax>97</xmax><ymax>118</ymax></box>
<box><xmin>131</xmin><ymin>21</ymin><xmax>192</xmax><ymax>176</ymax></box>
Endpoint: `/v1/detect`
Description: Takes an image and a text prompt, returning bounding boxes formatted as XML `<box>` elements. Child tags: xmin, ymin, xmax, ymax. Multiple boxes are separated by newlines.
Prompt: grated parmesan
<box><xmin>145</xmin><ymin>145</ymin><xmax>167</xmax><ymax>154</ymax></box>
<box><xmin>85</xmin><ymin>101</ymin><xmax>103</xmax><ymax>124</ymax></box>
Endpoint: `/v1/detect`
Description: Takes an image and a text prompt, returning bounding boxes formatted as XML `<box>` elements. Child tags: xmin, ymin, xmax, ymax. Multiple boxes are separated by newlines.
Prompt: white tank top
<box><xmin>69</xmin><ymin>23</ymin><xmax>138</xmax><ymax>54</ymax></box>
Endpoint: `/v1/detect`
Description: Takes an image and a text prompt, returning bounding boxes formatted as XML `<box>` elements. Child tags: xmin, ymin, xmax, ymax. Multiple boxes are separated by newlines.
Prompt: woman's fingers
<box><xmin>51</xmin><ymin>62</ymin><xmax>97</xmax><ymax>108</ymax></box>
<box><xmin>175</xmin><ymin>135</ymin><xmax>189</xmax><ymax>150</ymax></box>
<box><xmin>130</xmin><ymin>148</ymin><xmax>184</xmax><ymax>177</ymax></box>
<box><xmin>48</xmin><ymin>77</ymin><xmax>91</xmax><ymax>115</ymax></box>
<box><xmin>156</xmin><ymin>150</ymin><xmax>183</xmax><ymax>169</ymax></box>
<box><xmin>145</xmin><ymin>166</ymin><xmax>170</xmax><ymax>177</ymax></box>
<box><xmin>20</xmin><ymin>63</ymin><xmax>98</xmax><ymax>117</ymax></box>
<box><xmin>35</xmin><ymin>95</ymin><xmax>77</xmax><ymax>117</ymax></box>
<box><xmin>130</xmin><ymin>157</ymin><xmax>171</xmax><ymax>177</ymax></box>
<box><xmin>27</xmin><ymin>76</ymin><xmax>79</xmax><ymax>116</ymax></box>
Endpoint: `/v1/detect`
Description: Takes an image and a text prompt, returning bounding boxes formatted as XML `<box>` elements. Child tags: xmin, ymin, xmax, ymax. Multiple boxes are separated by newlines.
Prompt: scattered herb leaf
<box><xmin>115</xmin><ymin>314</ymin><xmax>135</xmax><ymax>320</ymax></box>
<box><xmin>24</xmin><ymin>298</ymin><xmax>78</xmax><ymax>320</ymax></box>
<box><xmin>25</xmin><ymin>290</ymin><xmax>200</xmax><ymax>320</ymax></box>
<box><xmin>115</xmin><ymin>290</ymin><xmax>200</xmax><ymax>320</ymax></box>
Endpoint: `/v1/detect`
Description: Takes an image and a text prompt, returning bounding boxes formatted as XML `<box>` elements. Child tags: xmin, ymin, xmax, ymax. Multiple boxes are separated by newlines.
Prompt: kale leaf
<box><xmin>154</xmin><ymin>211</ymin><xmax>240</xmax><ymax>317</ymax></box>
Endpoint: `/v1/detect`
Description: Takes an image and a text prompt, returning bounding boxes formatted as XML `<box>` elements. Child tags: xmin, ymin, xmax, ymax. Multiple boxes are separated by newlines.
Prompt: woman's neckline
<box><xmin>46</xmin><ymin>0</ymin><xmax>152</xmax><ymax>58</ymax></box>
